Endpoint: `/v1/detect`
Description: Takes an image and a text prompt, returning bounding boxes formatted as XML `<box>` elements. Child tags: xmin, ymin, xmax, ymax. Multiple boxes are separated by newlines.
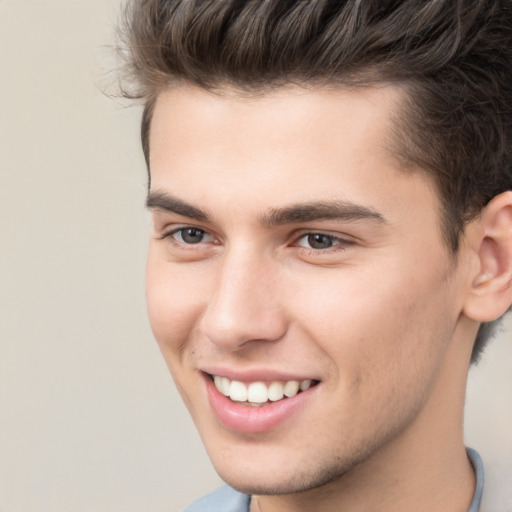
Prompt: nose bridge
<box><xmin>199</xmin><ymin>243</ymin><xmax>286</xmax><ymax>350</ymax></box>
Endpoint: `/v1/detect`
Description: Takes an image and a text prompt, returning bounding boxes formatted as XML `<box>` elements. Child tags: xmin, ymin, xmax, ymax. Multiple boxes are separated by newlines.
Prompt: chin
<box><xmin>211</xmin><ymin>452</ymin><xmax>357</xmax><ymax>497</ymax></box>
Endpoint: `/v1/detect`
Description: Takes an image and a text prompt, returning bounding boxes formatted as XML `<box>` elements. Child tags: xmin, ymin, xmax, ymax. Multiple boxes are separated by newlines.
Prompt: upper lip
<box><xmin>201</xmin><ymin>366</ymin><xmax>320</xmax><ymax>383</ymax></box>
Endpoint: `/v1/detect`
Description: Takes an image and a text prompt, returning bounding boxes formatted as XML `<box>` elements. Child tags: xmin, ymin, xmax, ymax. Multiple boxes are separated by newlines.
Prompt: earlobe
<box><xmin>463</xmin><ymin>191</ymin><xmax>512</xmax><ymax>322</ymax></box>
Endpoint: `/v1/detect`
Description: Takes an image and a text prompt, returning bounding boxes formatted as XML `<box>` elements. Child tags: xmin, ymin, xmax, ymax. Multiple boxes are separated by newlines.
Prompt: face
<box><xmin>146</xmin><ymin>84</ymin><xmax>472</xmax><ymax>496</ymax></box>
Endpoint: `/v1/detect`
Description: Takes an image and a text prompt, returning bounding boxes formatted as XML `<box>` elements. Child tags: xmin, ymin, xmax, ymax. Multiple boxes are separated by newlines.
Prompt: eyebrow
<box><xmin>260</xmin><ymin>201</ymin><xmax>387</xmax><ymax>226</ymax></box>
<box><xmin>146</xmin><ymin>191</ymin><xmax>386</xmax><ymax>226</ymax></box>
<box><xmin>146</xmin><ymin>192</ymin><xmax>210</xmax><ymax>221</ymax></box>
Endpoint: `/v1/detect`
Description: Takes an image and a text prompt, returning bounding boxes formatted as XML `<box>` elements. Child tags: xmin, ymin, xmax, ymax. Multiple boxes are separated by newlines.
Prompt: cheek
<box><xmin>293</xmin><ymin>273</ymin><xmax>456</xmax><ymax>448</ymax></box>
<box><xmin>145</xmin><ymin>253</ymin><xmax>207</xmax><ymax>360</ymax></box>
<box><xmin>289</xmin><ymin>260</ymin><xmax>455</xmax><ymax>382</ymax></box>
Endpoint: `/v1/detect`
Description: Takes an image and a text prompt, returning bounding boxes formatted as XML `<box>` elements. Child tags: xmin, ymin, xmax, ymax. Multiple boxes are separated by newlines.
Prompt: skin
<box><xmin>145</xmin><ymin>84</ymin><xmax>509</xmax><ymax>512</ymax></box>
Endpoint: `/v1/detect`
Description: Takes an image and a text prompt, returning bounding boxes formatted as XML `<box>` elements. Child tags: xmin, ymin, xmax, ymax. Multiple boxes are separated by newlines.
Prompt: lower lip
<box><xmin>204</xmin><ymin>375</ymin><xmax>318</xmax><ymax>434</ymax></box>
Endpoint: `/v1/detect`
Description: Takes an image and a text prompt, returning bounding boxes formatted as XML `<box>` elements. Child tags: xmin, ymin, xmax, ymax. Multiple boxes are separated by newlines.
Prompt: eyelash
<box><xmin>165</xmin><ymin>227</ymin><xmax>214</xmax><ymax>245</ymax></box>
<box><xmin>161</xmin><ymin>226</ymin><xmax>352</xmax><ymax>255</ymax></box>
<box><xmin>294</xmin><ymin>233</ymin><xmax>345</xmax><ymax>251</ymax></box>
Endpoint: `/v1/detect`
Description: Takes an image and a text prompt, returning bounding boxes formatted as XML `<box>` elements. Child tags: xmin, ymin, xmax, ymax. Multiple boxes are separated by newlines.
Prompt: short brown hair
<box><xmin>118</xmin><ymin>0</ymin><xmax>512</xmax><ymax>362</ymax></box>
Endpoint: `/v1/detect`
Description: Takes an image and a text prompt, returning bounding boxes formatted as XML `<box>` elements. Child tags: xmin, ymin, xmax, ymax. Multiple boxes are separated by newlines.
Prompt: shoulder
<box><xmin>182</xmin><ymin>485</ymin><xmax>251</xmax><ymax>512</ymax></box>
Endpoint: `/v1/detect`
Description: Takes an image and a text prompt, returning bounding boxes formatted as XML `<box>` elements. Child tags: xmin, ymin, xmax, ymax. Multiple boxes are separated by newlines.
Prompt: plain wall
<box><xmin>0</xmin><ymin>1</ymin><xmax>510</xmax><ymax>511</ymax></box>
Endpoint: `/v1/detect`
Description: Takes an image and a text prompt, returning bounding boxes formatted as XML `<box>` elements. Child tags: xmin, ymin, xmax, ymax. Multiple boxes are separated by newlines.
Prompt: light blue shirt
<box><xmin>183</xmin><ymin>448</ymin><xmax>484</xmax><ymax>512</ymax></box>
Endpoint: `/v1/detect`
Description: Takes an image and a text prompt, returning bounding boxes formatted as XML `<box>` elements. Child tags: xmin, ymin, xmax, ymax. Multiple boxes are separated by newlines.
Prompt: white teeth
<box><xmin>247</xmin><ymin>382</ymin><xmax>268</xmax><ymax>403</ymax></box>
<box><xmin>283</xmin><ymin>380</ymin><xmax>300</xmax><ymax>398</ymax></box>
<box><xmin>300</xmin><ymin>379</ymin><xmax>312</xmax><ymax>391</ymax></box>
<box><xmin>214</xmin><ymin>376</ymin><xmax>231</xmax><ymax>396</ymax></box>
<box><xmin>220</xmin><ymin>377</ymin><xmax>231</xmax><ymax>396</ymax></box>
<box><xmin>213</xmin><ymin>376</ymin><xmax>314</xmax><ymax>404</ymax></box>
<box><xmin>268</xmin><ymin>381</ymin><xmax>284</xmax><ymax>401</ymax></box>
<box><xmin>229</xmin><ymin>380</ymin><xmax>248</xmax><ymax>401</ymax></box>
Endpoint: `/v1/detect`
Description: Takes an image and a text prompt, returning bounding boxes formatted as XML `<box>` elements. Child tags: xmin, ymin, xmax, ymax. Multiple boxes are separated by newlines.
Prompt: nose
<box><xmin>199</xmin><ymin>247</ymin><xmax>288</xmax><ymax>351</ymax></box>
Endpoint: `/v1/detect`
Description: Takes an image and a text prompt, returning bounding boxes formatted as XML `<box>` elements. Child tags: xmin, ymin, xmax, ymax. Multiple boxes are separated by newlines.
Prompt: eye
<box><xmin>171</xmin><ymin>227</ymin><xmax>213</xmax><ymax>244</ymax></box>
<box><xmin>296</xmin><ymin>233</ymin><xmax>341</xmax><ymax>250</ymax></box>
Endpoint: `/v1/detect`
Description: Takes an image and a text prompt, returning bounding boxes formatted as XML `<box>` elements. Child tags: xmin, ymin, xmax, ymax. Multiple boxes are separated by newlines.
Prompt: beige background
<box><xmin>0</xmin><ymin>0</ymin><xmax>510</xmax><ymax>510</ymax></box>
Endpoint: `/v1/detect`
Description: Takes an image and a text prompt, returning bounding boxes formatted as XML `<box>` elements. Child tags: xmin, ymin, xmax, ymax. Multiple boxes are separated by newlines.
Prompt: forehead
<box><xmin>148</xmin><ymin>84</ymin><xmax>439</xmax><ymax>230</ymax></box>
<box><xmin>149</xmin><ymin>84</ymin><xmax>404</xmax><ymax>169</ymax></box>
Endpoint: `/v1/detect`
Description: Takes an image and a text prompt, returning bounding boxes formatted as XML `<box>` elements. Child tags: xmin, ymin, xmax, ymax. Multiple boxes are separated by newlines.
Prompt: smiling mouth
<box><xmin>209</xmin><ymin>374</ymin><xmax>319</xmax><ymax>407</ymax></box>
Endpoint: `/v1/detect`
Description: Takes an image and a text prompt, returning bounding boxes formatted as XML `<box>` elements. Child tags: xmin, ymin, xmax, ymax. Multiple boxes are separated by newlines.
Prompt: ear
<box><xmin>463</xmin><ymin>191</ymin><xmax>512</xmax><ymax>322</ymax></box>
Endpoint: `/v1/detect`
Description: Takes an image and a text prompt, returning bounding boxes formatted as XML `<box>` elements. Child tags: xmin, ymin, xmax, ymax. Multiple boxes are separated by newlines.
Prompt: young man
<box><xmin>120</xmin><ymin>1</ymin><xmax>512</xmax><ymax>510</ymax></box>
